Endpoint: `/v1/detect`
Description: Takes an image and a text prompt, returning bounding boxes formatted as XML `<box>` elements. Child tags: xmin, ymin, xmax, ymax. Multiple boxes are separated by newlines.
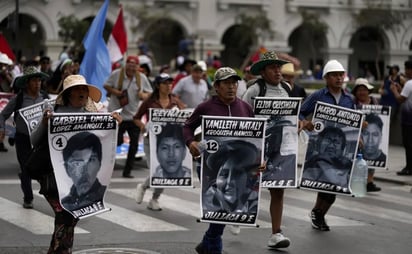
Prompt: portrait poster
<box><xmin>0</xmin><ymin>92</ymin><xmax>15</xmax><ymax>137</ymax></box>
<box><xmin>254</xmin><ymin>97</ymin><xmax>301</xmax><ymax>188</ymax></box>
<box><xmin>148</xmin><ymin>108</ymin><xmax>194</xmax><ymax>188</ymax></box>
<box><xmin>357</xmin><ymin>105</ymin><xmax>390</xmax><ymax>169</ymax></box>
<box><xmin>300</xmin><ymin>102</ymin><xmax>363</xmax><ymax>195</ymax></box>
<box><xmin>48</xmin><ymin>112</ymin><xmax>118</xmax><ymax>219</ymax></box>
<box><xmin>18</xmin><ymin>99</ymin><xmax>55</xmax><ymax>138</ymax></box>
<box><xmin>200</xmin><ymin>115</ymin><xmax>266</xmax><ymax>226</ymax></box>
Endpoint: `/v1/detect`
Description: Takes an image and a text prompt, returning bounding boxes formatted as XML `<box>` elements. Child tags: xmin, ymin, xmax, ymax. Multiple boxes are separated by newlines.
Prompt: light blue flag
<box><xmin>79</xmin><ymin>0</ymin><xmax>111</xmax><ymax>102</ymax></box>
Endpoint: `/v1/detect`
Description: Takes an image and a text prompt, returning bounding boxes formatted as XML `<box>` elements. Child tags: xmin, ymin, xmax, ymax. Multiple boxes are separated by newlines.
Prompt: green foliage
<box><xmin>125</xmin><ymin>5</ymin><xmax>168</xmax><ymax>36</ymax></box>
<box><xmin>352</xmin><ymin>0</ymin><xmax>404</xmax><ymax>30</ymax></box>
<box><xmin>300</xmin><ymin>10</ymin><xmax>328</xmax><ymax>40</ymax></box>
<box><xmin>57</xmin><ymin>15</ymin><xmax>89</xmax><ymax>46</ymax></box>
<box><xmin>235</xmin><ymin>12</ymin><xmax>275</xmax><ymax>46</ymax></box>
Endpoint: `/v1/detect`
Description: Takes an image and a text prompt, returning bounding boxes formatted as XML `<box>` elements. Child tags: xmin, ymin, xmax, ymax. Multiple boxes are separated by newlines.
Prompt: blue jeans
<box><xmin>196</xmin><ymin>158</ymin><xmax>225</xmax><ymax>251</ymax></box>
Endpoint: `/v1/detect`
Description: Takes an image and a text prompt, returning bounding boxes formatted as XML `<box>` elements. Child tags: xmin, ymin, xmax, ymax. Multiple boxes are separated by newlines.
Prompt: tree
<box><xmin>234</xmin><ymin>12</ymin><xmax>275</xmax><ymax>69</ymax></box>
<box><xmin>352</xmin><ymin>0</ymin><xmax>406</xmax><ymax>79</ymax></box>
<box><xmin>57</xmin><ymin>15</ymin><xmax>89</xmax><ymax>59</ymax></box>
<box><xmin>299</xmin><ymin>10</ymin><xmax>328</xmax><ymax>68</ymax></box>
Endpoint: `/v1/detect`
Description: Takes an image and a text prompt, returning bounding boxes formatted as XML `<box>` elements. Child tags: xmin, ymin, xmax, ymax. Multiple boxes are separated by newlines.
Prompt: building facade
<box><xmin>1</xmin><ymin>0</ymin><xmax>412</xmax><ymax>78</ymax></box>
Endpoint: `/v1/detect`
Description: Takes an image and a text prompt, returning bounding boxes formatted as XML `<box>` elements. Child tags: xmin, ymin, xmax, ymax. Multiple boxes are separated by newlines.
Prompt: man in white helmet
<box><xmin>299</xmin><ymin>59</ymin><xmax>355</xmax><ymax>231</ymax></box>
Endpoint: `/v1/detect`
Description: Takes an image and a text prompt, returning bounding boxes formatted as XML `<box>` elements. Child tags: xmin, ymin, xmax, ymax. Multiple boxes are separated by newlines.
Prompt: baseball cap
<box><xmin>154</xmin><ymin>73</ymin><xmax>173</xmax><ymax>84</ymax></box>
<box><xmin>214</xmin><ymin>67</ymin><xmax>241</xmax><ymax>82</ymax></box>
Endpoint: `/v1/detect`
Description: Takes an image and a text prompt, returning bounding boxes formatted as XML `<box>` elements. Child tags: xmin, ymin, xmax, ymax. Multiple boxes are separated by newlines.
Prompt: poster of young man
<box><xmin>18</xmin><ymin>99</ymin><xmax>55</xmax><ymax>138</ymax></box>
<box><xmin>300</xmin><ymin>102</ymin><xmax>363</xmax><ymax>195</ymax></box>
<box><xmin>200</xmin><ymin>115</ymin><xmax>266</xmax><ymax>226</ymax></box>
<box><xmin>148</xmin><ymin>108</ymin><xmax>193</xmax><ymax>187</ymax></box>
<box><xmin>254</xmin><ymin>97</ymin><xmax>301</xmax><ymax>188</ymax></box>
<box><xmin>357</xmin><ymin>105</ymin><xmax>390</xmax><ymax>169</ymax></box>
<box><xmin>48</xmin><ymin>112</ymin><xmax>118</xmax><ymax>219</ymax></box>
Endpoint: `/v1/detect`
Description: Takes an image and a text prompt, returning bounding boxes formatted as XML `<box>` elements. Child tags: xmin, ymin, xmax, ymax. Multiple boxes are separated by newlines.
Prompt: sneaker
<box><xmin>267</xmin><ymin>232</ymin><xmax>290</xmax><ymax>249</ymax></box>
<box><xmin>367</xmin><ymin>182</ymin><xmax>381</xmax><ymax>192</ymax></box>
<box><xmin>229</xmin><ymin>225</ymin><xmax>240</xmax><ymax>235</ymax></box>
<box><xmin>397</xmin><ymin>168</ymin><xmax>412</xmax><ymax>176</ymax></box>
<box><xmin>147</xmin><ymin>199</ymin><xmax>162</xmax><ymax>211</ymax></box>
<box><xmin>135</xmin><ymin>183</ymin><xmax>146</xmax><ymax>204</ymax></box>
<box><xmin>195</xmin><ymin>242</ymin><xmax>206</xmax><ymax>254</ymax></box>
<box><xmin>310</xmin><ymin>209</ymin><xmax>330</xmax><ymax>231</ymax></box>
<box><xmin>195</xmin><ymin>235</ymin><xmax>222</xmax><ymax>254</ymax></box>
<box><xmin>23</xmin><ymin>201</ymin><xmax>33</xmax><ymax>209</ymax></box>
<box><xmin>0</xmin><ymin>143</ymin><xmax>7</xmax><ymax>152</ymax></box>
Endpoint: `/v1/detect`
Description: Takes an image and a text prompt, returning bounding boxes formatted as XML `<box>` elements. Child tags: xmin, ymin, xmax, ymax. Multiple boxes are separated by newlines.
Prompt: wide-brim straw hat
<box><xmin>15</xmin><ymin>66</ymin><xmax>49</xmax><ymax>89</ymax></box>
<box><xmin>56</xmin><ymin>74</ymin><xmax>102</xmax><ymax>105</ymax></box>
<box><xmin>250</xmin><ymin>51</ymin><xmax>289</xmax><ymax>75</ymax></box>
<box><xmin>281</xmin><ymin>63</ymin><xmax>303</xmax><ymax>76</ymax></box>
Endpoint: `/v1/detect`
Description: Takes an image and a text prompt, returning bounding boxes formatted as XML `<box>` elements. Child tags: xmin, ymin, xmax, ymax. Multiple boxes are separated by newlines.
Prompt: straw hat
<box><xmin>56</xmin><ymin>74</ymin><xmax>101</xmax><ymax>105</ymax></box>
<box><xmin>250</xmin><ymin>51</ymin><xmax>289</xmax><ymax>75</ymax></box>
<box><xmin>15</xmin><ymin>66</ymin><xmax>49</xmax><ymax>89</ymax></box>
<box><xmin>281</xmin><ymin>63</ymin><xmax>303</xmax><ymax>76</ymax></box>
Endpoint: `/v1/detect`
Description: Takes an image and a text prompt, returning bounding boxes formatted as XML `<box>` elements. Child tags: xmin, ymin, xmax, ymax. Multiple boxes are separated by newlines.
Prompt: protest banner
<box><xmin>200</xmin><ymin>115</ymin><xmax>266</xmax><ymax>226</ymax></box>
<box><xmin>300</xmin><ymin>101</ymin><xmax>363</xmax><ymax>195</ymax></box>
<box><xmin>357</xmin><ymin>105</ymin><xmax>390</xmax><ymax>169</ymax></box>
<box><xmin>148</xmin><ymin>108</ymin><xmax>193</xmax><ymax>188</ymax></box>
<box><xmin>18</xmin><ymin>99</ymin><xmax>55</xmax><ymax>138</ymax></box>
<box><xmin>254</xmin><ymin>97</ymin><xmax>301</xmax><ymax>188</ymax></box>
<box><xmin>48</xmin><ymin>112</ymin><xmax>118</xmax><ymax>219</ymax></box>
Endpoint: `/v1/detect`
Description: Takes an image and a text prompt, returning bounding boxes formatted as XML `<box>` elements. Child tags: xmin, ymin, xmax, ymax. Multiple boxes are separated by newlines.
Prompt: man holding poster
<box><xmin>183</xmin><ymin>67</ymin><xmax>259</xmax><ymax>254</ymax></box>
<box><xmin>299</xmin><ymin>59</ymin><xmax>356</xmax><ymax>232</ymax></box>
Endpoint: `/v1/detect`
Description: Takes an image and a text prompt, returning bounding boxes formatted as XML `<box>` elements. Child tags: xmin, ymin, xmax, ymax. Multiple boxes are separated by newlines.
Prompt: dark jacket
<box><xmin>183</xmin><ymin>96</ymin><xmax>254</xmax><ymax>146</ymax></box>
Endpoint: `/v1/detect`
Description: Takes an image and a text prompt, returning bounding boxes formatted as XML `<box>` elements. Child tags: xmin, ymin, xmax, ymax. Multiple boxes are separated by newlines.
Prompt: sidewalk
<box><xmin>374</xmin><ymin>145</ymin><xmax>412</xmax><ymax>185</ymax></box>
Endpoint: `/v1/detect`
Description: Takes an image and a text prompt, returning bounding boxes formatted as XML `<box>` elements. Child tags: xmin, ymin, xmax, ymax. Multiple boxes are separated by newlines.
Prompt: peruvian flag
<box><xmin>107</xmin><ymin>5</ymin><xmax>127</xmax><ymax>63</ymax></box>
<box><xmin>0</xmin><ymin>33</ymin><xmax>16</xmax><ymax>62</ymax></box>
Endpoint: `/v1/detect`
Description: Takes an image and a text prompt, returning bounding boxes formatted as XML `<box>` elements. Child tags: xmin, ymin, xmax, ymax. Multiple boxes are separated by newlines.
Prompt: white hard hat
<box><xmin>322</xmin><ymin>60</ymin><xmax>345</xmax><ymax>78</ymax></box>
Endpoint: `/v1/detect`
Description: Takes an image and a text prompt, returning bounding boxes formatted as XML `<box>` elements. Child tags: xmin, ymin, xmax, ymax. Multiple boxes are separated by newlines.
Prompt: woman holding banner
<box><xmin>133</xmin><ymin>73</ymin><xmax>185</xmax><ymax>211</ymax></box>
<box><xmin>31</xmin><ymin>74</ymin><xmax>121</xmax><ymax>254</ymax></box>
<box><xmin>353</xmin><ymin>78</ymin><xmax>382</xmax><ymax>192</ymax></box>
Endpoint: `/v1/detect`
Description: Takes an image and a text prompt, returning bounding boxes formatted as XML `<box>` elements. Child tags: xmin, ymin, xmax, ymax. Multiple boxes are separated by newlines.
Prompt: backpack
<box><xmin>255</xmin><ymin>78</ymin><xmax>292</xmax><ymax>97</ymax></box>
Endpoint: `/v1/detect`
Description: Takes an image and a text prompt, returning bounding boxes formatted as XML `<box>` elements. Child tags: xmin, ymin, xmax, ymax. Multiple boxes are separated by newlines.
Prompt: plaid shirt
<box><xmin>299</xmin><ymin>87</ymin><xmax>354</xmax><ymax>120</ymax></box>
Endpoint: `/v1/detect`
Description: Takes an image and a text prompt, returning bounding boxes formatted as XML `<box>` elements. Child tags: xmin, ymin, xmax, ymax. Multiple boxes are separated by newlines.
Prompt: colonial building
<box><xmin>1</xmin><ymin>0</ymin><xmax>411</xmax><ymax>78</ymax></box>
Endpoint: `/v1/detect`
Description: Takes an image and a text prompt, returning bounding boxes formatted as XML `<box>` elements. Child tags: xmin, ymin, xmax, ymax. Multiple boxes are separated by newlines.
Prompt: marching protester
<box><xmin>31</xmin><ymin>74</ymin><xmax>121</xmax><ymax>253</ymax></box>
<box><xmin>390</xmin><ymin>60</ymin><xmax>412</xmax><ymax>176</ymax></box>
<box><xmin>299</xmin><ymin>59</ymin><xmax>355</xmax><ymax>231</ymax></box>
<box><xmin>0</xmin><ymin>66</ymin><xmax>49</xmax><ymax>209</ymax></box>
<box><xmin>172</xmin><ymin>63</ymin><xmax>209</xmax><ymax>109</ymax></box>
<box><xmin>281</xmin><ymin>62</ymin><xmax>307</xmax><ymax>99</ymax></box>
<box><xmin>352</xmin><ymin>78</ymin><xmax>382</xmax><ymax>191</ymax></box>
<box><xmin>183</xmin><ymin>67</ymin><xmax>259</xmax><ymax>254</ymax></box>
<box><xmin>242</xmin><ymin>50</ymin><xmax>292</xmax><ymax>249</ymax></box>
<box><xmin>104</xmin><ymin>55</ymin><xmax>153</xmax><ymax>178</ymax></box>
<box><xmin>133</xmin><ymin>73</ymin><xmax>185</xmax><ymax>211</ymax></box>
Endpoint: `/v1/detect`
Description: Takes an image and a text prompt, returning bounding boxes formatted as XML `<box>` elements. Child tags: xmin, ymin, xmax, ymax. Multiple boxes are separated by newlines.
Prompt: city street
<box><xmin>0</xmin><ymin>145</ymin><xmax>411</xmax><ymax>254</ymax></box>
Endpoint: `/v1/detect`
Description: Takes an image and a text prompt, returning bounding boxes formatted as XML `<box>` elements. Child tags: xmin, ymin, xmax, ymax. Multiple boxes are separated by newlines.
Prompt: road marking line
<box><xmin>0</xmin><ymin>197</ymin><xmax>88</xmax><ymax>235</ymax></box>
